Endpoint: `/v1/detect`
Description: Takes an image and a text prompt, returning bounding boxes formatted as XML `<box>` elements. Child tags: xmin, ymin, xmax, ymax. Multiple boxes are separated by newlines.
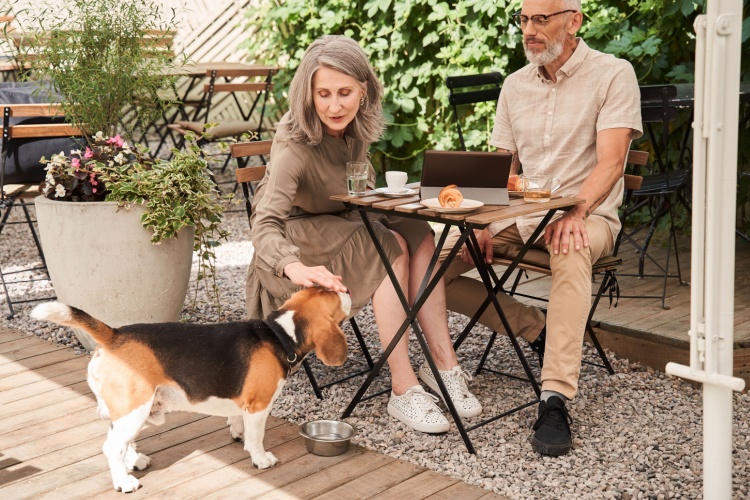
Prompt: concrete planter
<box><xmin>34</xmin><ymin>196</ymin><xmax>195</xmax><ymax>351</ymax></box>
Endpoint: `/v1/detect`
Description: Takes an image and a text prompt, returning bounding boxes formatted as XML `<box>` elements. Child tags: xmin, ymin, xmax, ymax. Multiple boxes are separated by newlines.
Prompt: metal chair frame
<box><xmin>446</xmin><ymin>72</ymin><xmax>503</xmax><ymax>151</ymax></box>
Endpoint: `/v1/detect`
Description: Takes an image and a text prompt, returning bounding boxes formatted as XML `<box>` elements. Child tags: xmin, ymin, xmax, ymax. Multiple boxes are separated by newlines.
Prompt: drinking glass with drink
<box><xmin>522</xmin><ymin>175</ymin><xmax>561</xmax><ymax>203</ymax></box>
<box><xmin>346</xmin><ymin>161</ymin><xmax>369</xmax><ymax>197</ymax></box>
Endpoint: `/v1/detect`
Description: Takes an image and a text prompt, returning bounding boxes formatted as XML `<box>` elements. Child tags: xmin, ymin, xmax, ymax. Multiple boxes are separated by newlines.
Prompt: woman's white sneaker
<box><xmin>418</xmin><ymin>363</ymin><xmax>483</xmax><ymax>418</ymax></box>
<box><xmin>387</xmin><ymin>385</ymin><xmax>450</xmax><ymax>433</ymax></box>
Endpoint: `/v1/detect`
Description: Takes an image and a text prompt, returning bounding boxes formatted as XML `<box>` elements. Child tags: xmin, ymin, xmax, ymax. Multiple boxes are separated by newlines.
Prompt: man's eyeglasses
<box><xmin>512</xmin><ymin>10</ymin><xmax>577</xmax><ymax>29</ymax></box>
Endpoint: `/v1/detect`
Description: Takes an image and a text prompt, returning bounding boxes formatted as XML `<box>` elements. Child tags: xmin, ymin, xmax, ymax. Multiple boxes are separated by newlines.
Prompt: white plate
<box><xmin>374</xmin><ymin>187</ymin><xmax>418</xmax><ymax>198</ymax></box>
<box><xmin>419</xmin><ymin>198</ymin><xmax>484</xmax><ymax>213</ymax></box>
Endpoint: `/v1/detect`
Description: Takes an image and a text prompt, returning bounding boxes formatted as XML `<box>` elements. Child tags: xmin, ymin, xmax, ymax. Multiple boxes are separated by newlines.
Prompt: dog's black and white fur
<box><xmin>31</xmin><ymin>287</ymin><xmax>351</xmax><ymax>493</ymax></box>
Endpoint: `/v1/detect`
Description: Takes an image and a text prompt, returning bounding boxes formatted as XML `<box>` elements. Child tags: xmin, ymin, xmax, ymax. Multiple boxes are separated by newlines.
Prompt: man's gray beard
<box><xmin>525</xmin><ymin>39</ymin><xmax>564</xmax><ymax>67</ymax></box>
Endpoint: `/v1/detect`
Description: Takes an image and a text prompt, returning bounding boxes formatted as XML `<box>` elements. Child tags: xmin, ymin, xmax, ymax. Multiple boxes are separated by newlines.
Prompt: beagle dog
<box><xmin>30</xmin><ymin>287</ymin><xmax>351</xmax><ymax>493</ymax></box>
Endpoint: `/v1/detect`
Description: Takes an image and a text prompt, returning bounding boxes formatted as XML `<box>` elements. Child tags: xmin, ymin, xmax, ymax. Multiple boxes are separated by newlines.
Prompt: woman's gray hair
<box><xmin>277</xmin><ymin>35</ymin><xmax>386</xmax><ymax>146</ymax></box>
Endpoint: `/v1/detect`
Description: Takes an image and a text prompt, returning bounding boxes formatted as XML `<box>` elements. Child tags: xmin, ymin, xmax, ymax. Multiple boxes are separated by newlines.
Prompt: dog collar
<box><xmin>266</xmin><ymin>319</ymin><xmax>301</xmax><ymax>369</ymax></box>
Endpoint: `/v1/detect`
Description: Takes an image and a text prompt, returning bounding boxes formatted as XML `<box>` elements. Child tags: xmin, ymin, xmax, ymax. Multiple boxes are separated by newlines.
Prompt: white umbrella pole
<box><xmin>665</xmin><ymin>0</ymin><xmax>745</xmax><ymax>497</ymax></box>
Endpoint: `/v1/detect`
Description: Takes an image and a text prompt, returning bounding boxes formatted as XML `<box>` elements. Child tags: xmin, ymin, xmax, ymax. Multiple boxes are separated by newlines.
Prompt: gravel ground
<box><xmin>1</xmin><ymin>165</ymin><xmax>748</xmax><ymax>499</ymax></box>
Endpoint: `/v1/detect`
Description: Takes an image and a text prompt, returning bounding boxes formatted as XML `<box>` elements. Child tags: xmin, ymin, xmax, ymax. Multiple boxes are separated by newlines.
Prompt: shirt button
<box><xmin>547</xmin><ymin>111</ymin><xmax>552</xmax><ymax>115</ymax></box>
<box><xmin>544</xmin><ymin>135</ymin><xmax>549</xmax><ymax>139</ymax></box>
<box><xmin>552</xmin><ymin>88</ymin><xmax>557</xmax><ymax>93</ymax></box>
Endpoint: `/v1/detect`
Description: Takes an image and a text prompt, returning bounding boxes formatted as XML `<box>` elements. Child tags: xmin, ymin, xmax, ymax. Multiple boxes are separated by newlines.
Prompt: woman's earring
<box><xmin>359</xmin><ymin>97</ymin><xmax>364</xmax><ymax>107</ymax></box>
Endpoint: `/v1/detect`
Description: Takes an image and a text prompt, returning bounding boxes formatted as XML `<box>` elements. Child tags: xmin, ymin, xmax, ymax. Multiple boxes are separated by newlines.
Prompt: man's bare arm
<box><xmin>545</xmin><ymin>127</ymin><xmax>632</xmax><ymax>255</ymax></box>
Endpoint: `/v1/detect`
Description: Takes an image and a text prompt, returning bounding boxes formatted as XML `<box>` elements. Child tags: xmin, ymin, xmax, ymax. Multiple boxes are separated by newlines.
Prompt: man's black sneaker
<box><xmin>528</xmin><ymin>327</ymin><xmax>546</xmax><ymax>367</ymax></box>
<box><xmin>532</xmin><ymin>396</ymin><xmax>572</xmax><ymax>456</ymax></box>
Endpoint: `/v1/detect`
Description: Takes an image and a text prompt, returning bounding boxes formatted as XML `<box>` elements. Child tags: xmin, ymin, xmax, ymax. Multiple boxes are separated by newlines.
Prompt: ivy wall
<box><xmin>242</xmin><ymin>0</ymin><xmax>750</xmax><ymax>226</ymax></box>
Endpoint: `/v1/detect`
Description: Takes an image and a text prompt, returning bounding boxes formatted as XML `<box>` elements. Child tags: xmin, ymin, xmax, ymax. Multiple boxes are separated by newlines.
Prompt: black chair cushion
<box><xmin>1</xmin><ymin>81</ymin><xmax>84</xmax><ymax>184</ymax></box>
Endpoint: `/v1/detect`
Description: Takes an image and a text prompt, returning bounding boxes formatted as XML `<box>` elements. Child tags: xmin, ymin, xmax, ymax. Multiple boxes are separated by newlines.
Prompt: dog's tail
<box><xmin>31</xmin><ymin>302</ymin><xmax>116</xmax><ymax>346</ymax></box>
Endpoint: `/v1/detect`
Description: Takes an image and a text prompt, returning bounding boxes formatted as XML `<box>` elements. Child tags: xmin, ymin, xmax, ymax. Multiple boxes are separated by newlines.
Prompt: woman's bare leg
<box><xmin>372</xmin><ymin>232</ymin><xmax>418</xmax><ymax>395</ymax></box>
<box><xmin>409</xmin><ymin>233</ymin><xmax>458</xmax><ymax>370</ymax></box>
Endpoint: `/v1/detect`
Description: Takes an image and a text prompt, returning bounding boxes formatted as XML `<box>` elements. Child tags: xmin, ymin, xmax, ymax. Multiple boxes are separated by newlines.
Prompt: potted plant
<box><xmin>11</xmin><ymin>0</ymin><xmax>228</xmax><ymax>350</ymax></box>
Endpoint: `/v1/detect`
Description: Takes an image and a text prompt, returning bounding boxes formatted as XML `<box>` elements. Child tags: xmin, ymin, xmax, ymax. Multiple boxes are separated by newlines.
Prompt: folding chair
<box><xmin>618</xmin><ymin>85</ymin><xmax>689</xmax><ymax>309</ymax></box>
<box><xmin>446</xmin><ymin>72</ymin><xmax>503</xmax><ymax>151</ymax></box>
<box><xmin>0</xmin><ymin>102</ymin><xmax>83</xmax><ymax>318</ymax></box>
<box><xmin>170</xmin><ymin>66</ymin><xmax>278</xmax><ymax>171</ymax></box>
<box><xmin>454</xmin><ymin>151</ymin><xmax>648</xmax><ymax>380</ymax></box>
<box><xmin>229</xmin><ymin>140</ymin><xmax>374</xmax><ymax>399</ymax></box>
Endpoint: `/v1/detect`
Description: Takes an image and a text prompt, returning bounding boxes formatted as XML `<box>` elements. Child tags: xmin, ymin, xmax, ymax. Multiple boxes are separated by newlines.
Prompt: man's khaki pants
<box><xmin>440</xmin><ymin>216</ymin><xmax>613</xmax><ymax>399</ymax></box>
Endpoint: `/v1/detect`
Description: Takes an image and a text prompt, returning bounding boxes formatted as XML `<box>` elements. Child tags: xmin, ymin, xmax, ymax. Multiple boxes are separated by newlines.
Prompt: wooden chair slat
<box><xmin>4</xmin><ymin>103</ymin><xmax>64</xmax><ymax>117</ymax></box>
<box><xmin>203</xmin><ymin>82</ymin><xmax>271</xmax><ymax>94</ymax></box>
<box><xmin>230</xmin><ymin>140</ymin><xmax>273</xmax><ymax>158</ymax></box>
<box><xmin>205</xmin><ymin>67</ymin><xmax>279</xmax><ymax>78</ymax></box>
<box><xmin>235</xmin><ymin>166</ymin><xmax>266</xmax><ymax>184</ymax></box>
<box><xmin>0</xmin><ymin>124</ymin><xmax>82</xmax><ymax>139</ymax></box>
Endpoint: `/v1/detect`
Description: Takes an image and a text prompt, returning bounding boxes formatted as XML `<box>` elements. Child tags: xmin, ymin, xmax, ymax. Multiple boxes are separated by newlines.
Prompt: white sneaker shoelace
<box><xmin>419</xmin><ymin>364</ymin><xmax>483</xmax><ymax>418</ymax></box>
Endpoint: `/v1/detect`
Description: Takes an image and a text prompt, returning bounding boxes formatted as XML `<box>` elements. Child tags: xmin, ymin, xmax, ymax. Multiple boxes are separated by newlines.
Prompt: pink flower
<box><xmin>92</xmin><ymin>188</ymin><xmax>97</xmax><ymax>193</ymax></box>
<box><xmin>106</xmin><ymin>135</ymin><xmax>124</xmax><ymax>148</ymax></box>
<box><xmin>71</xmin><ymin>157</ymin><xmax>80</xmax><ymax>168</ymax></box>
<box><xmin>84</xmin><ymin>148</ymin><xmax>93</xmax><ymax>159</ymax></box>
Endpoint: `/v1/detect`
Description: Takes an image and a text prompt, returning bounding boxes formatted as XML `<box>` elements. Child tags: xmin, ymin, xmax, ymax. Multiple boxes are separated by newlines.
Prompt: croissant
<box><xmin>438</xmin><ymin>184</ymin><xmax>464</xmax><ymax>208</ymax></box>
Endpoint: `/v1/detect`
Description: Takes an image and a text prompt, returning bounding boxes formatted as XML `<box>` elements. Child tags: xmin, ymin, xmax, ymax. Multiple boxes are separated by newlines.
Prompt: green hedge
<box><xmin>242</xmin><ymin>0</ymin><xmax>750</xmax><ymax>229</ymax></box>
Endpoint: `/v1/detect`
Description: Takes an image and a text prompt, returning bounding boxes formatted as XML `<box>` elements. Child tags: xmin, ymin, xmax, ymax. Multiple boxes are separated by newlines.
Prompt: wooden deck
<box><xmin>0</xmin><ymin>328</ymin><xmax>505</xmax><ymax>499</ymax></box>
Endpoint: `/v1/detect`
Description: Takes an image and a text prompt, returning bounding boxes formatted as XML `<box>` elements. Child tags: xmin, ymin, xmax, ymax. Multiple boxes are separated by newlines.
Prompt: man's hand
<box><xmin>544</xmin><ymin>214</ymin><xmax>589</xmax><ymax>255</ymax></box>
<box><xmin>283</xmin><ymin>262</ymin><xmax>348</xmax><ymax>292</ymax></box>
<box><xmin>460</xmin><ymin>228</ymin><xmax>493</xmax><ymax>266</ymax></box>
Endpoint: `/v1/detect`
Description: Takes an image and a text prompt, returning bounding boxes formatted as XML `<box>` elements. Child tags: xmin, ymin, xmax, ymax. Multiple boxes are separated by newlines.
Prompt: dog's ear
<box><xmin>314</xmin><ymin>322</ymin><xmax>348</xmax><ymax>366</ymax></box>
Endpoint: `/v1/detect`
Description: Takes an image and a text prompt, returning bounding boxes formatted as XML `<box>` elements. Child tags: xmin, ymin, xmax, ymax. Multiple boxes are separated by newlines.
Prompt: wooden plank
<box><xmin>204</xmin><ymin>445</ymin><xmax>365</xmax><ymax>498</ymax></box>
<box><xmin>235</xmin><ymin>166</ymin><xmax>265</xmax><ymax>183</ymax></box>
<box><xmin>465</xmin><ymin>197</ymin><xmax>584</xmax><ymax>224</ymax></box>
<box><xmin>0</xmin><ymin>380</ymin><xmax>92</xmax><ymax>421</ymax></box>
<box><xmin>0</xmin><ymin>357</ymin><xmax>88</xmax><ymax>391</ymax></box>
<box><xmin>0</xmin><ymin>336</ymin><xmax>64</xmax><ymax>356</ymax></box>
<box><xmin>0</xmin><ymin>413</ymin><xmax>209</xmax><ymax>496</ymax></box>
<box><xmin>394</xmin><ymin>202</ymin><xmax>426</xmax><ymax>213</ymax></box>
<box><xmin>0</xmin><ymin>394</ymin><xmax>97</xmax><ymax>436</ymax></box>
<box><xmin>426</xmin><ymin>481</ymin><xmax>503</xmax><ymax>500</ymax></box>
<box><xmin>0</xmin><ymin>348</ymin><xmax>86</xmax><ymax>379</ymax></box>
<box><xmin>204</xmin><ymin>82</ymin><xmax>270</xmax><ymax>93</ymax></box>
<box><xmin>315</xmin><ymin>458</ymin><xmax>425</xmax><ymax>500</ymax></box>
<box><xmin>0</xmin><ymin>334</ymin><xmax>64</xmax><ymax>354</ymax></box>
<box><xmin>368</xmin><ymin>470</ymin><xmax>458</xmax><ymax>499</ymax></box>
<box><xmin>230</xmin><ymin>139</ymin><xmax>272</xmax><ymax>158</ymax></box>
<box><xmin>0</xmin><ymin>367</ymin><xmax>88</xmax><ymax>405</ymax></box>
<box><xmin>255</xmin><ymin>448</ymin><xmax>395</xmax><ymax>500</ymax></box>
<box><xmin>0</xmin><ymin>406</ymin><xmax>100</xmax><ymax>450</ymax></box>
<box><xmin>0</xmin><ymin>123</ymin><xmax>83</xmax><ymax>139</ymax></box>
<box><xmin>0</xmin><ymin>328</ymin><xmax>27</xmax><ymax>344</ymax></box>
<box><xmin>371</xmin><ymin>196</ymin><xmax>420</xmax><ymax>209</ymax></box>
<box><xmin>0</xmin><ymin>407</ymin><xmax>103</xmax><ymax>456</ymax></box>
<box><xmin>40</xmin><ymin>418</ymin><xmax>289</xmax><ymax>498</ymax></box>
<box><xmin>145</xmin><ymin>433</ymin><xmax>309</xmax><ymax>500</ymax></box>
<box><xmin>0</xmin><ymin>341</ymin><xmax>67</xmax><ymax>365</ymax></box>
<box><xmin>3</xmin><ymin>103</ymin><xmax>63</xmax><ymax>117</ymax></box>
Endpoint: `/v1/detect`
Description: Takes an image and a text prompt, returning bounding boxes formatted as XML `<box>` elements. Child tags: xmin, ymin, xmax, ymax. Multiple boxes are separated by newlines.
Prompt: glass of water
<box><xmin>346</xmin><ymin>161</ymin><xmax>369</xmax><ymax>197</ymax></box>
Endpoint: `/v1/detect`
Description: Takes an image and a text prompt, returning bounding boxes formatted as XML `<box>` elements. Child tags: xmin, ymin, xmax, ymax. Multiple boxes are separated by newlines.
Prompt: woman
<box><xmin>246</xmin><ymin>35</ymin><xmax>481</xmax><ymax>433</ymax></box>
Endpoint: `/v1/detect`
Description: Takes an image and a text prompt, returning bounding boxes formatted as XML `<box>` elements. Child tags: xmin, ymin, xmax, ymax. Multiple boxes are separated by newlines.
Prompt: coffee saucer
<box><xmin>374</xmin><ymin>187</ymin><xmax>418</xmax><ymax>198</ymax></box>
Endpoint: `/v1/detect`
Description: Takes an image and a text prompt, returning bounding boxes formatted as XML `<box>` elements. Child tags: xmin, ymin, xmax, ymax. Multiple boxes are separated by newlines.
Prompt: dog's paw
<box><xmin>252</xmin><ymin>451</ymin><xmax>278</xmax><ymax>469</ymax></box>
<box><xmin>130</xmin><ymin>453</ymin><xmax>151</xmax><ymax>471</ymax></box>
<box><xmin>227</xmin><ymin>416</ymin><xmax>244</xmax><ymax>441</ymax></box>
<box><xmin>113</xmin><ymin>474</ymin><xmax>141</xmax><ymax>493</ymax></box>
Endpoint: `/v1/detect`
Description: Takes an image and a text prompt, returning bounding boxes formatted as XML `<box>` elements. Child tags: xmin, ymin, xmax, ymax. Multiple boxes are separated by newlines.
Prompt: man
<box><xmin>442</xmin><ymin>0</ymin><xmax>642</xmax><ymax>456</ymax></box>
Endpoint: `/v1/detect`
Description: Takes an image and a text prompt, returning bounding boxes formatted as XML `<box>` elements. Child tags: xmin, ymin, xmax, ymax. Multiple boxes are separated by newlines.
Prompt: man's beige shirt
<box><xmin>489</xmin><ymin>38</ymin><xmax>643</xmax><ymax>243</ymax></box>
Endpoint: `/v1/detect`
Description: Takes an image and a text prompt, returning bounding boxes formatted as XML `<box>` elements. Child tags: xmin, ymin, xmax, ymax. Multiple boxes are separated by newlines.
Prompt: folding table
<box><xmin>330</xmin><ymin>191</ymin><xmax>584</xmax><ymax>453</ymax></box>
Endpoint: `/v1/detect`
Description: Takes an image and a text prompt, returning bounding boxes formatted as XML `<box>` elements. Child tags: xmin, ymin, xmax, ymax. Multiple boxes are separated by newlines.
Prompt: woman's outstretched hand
<box><xmin>283</xmin><ymin>262</ymin><xmax>348</xmax><ymax>292</ymax></box>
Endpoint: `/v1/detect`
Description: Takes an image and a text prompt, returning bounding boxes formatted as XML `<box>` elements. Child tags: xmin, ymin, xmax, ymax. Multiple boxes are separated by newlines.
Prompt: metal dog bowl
<box><xmin>299</xmin><ymin>420</ymin><xmax>355</xmax><ymax>457</ymax></box>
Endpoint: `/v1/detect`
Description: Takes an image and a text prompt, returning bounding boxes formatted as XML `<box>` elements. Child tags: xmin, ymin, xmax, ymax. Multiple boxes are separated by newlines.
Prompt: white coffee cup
<box><xmin>385</xmin><ymin>171</ymin><xmax>408</xmax><ymax>193</ymax></box>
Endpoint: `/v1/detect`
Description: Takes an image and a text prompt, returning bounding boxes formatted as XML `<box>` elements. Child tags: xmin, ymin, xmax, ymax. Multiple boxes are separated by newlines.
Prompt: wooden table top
<box><xmin>331</xmin><ymin>192</ymin><xmax>584</xmax><ymax>226</ymax></box>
